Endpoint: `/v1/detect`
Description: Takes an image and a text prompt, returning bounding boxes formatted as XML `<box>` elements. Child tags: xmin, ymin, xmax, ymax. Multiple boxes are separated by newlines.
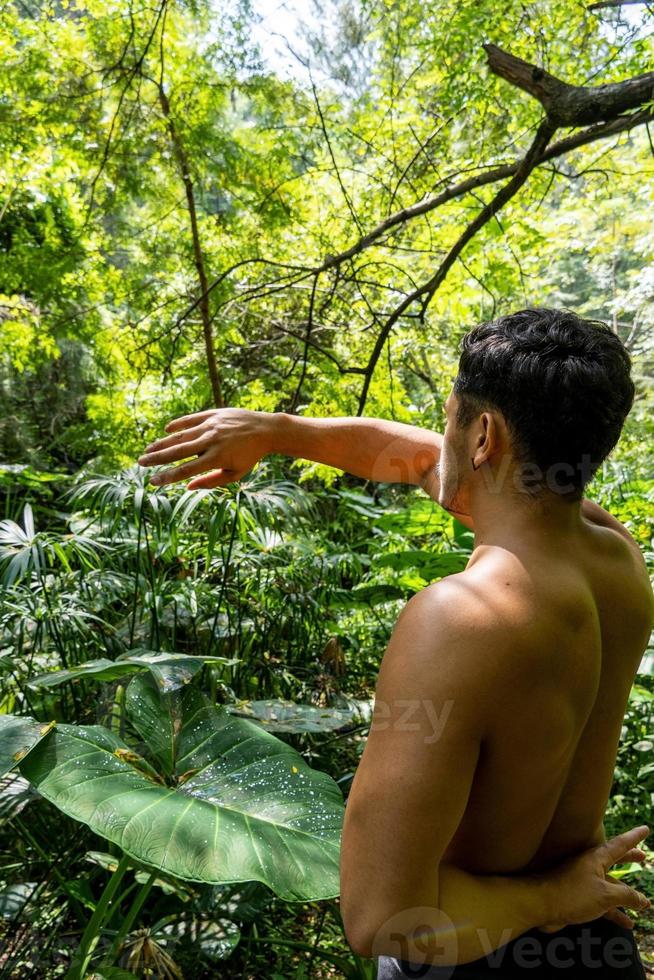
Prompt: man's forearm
<box><xmin>438</xmin><ymin>862</ymin><xmax>555</xmax><ymax>963</ymax></box>
<box><xmin>361</xmin><ymin>861</ymin><xmax>557</xmax><ymax>966</ymax></box>
<box><xmin>267</xmin><ymin>412</ymin><xmax>441</xmax><ymax>487</ymax></box>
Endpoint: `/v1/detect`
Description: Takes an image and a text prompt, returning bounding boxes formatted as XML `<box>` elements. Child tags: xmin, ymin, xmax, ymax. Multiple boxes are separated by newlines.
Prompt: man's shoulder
<box><xmin>581</xmin><ymin>498</ymin><xmax>644</xmax><ymax>558</ymax></box>
<box><xmin>396</xmin><ymin>573</ymin><xmax>525</xmax><ymax>670</ymax></box>
<box><xmin>408</xmin><ymin>565</ymin><xmax>529</xmax><ymax>623</ymax></box>
<box><xmin>403</xmin><ymin>572</ymin><xmax>490</xmax><ymax>622</ymax></box>
<box><xmin>581</xmin><ymin>500</ymin><xmax>654</xmax><ymax>642</ymax></box>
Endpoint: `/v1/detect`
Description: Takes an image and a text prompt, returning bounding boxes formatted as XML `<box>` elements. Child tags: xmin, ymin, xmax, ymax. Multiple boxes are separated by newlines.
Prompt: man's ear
<box><xmin>471</xmin><ymin>411</ymin><xmax>499</xmax><ymax>470</ymax></box>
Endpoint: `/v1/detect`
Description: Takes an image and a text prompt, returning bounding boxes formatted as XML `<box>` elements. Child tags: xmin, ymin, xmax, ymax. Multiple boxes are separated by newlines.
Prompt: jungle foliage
<box><xmin>0</xmin><ymin>0</ymin><xmax>654</xmax><ymax>976</ymax></box>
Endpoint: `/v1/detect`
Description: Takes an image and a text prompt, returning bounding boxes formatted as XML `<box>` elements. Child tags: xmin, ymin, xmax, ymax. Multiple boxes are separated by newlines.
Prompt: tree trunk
<box><xmin>157</xmin><ymin>84</ymin><xmax>224</xmax><ymax>408</ymax></box>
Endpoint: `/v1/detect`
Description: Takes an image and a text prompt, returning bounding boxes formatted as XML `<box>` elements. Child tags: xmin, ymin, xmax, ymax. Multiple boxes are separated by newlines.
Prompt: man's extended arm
<box><xmin>139</xmin><ymin>409</ymin><xmax>643</xmax><ymax>544</ymax></box>
<box><xmin>138</xmin><ymin>408</ymin><xmax>474</xmax><ymax>526</ymax></box>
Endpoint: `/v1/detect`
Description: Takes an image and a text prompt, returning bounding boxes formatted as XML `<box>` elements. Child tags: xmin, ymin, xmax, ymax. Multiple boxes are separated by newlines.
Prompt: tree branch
<box><xmin>355</xmin><ymin>119</ymin><xmax>558</xmax><ymax>413</ymax></box>
<box><xmin>483</xmin><ymin>42</ymin><xmax>654</xmax><ymax>127</ymax></box>
<box><xmin>314</xmin><ymin>107</ymin><xmax>654</xmax><ymax>276</ymax></box>
<box><xmin>157</xmin><ymin>81</ymin><xmax>224</xmax><ymax>407</ymax></box>
<box><xmin>587</xmin><ymin>1</ymin><xmax>650</xmax><ymax>10</ymax></box>
<box><xmin>352</xmin><ymin>37</ymin><xmax>654</xmax><ymax>413</ymax></box>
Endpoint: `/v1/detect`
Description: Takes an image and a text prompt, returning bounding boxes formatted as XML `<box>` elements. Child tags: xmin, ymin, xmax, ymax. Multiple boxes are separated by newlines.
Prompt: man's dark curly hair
<box><xmin>452</xmin><ymin>308</ymin><xmax>635</xmax><ymax>499</ymax></box>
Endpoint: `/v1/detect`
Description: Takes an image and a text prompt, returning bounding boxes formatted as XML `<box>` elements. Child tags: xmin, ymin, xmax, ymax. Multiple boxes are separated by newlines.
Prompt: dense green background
<box><xmin>0</xmin><ymin>0</ymin><xmax>653</xmax><ymax>976</ymax></box>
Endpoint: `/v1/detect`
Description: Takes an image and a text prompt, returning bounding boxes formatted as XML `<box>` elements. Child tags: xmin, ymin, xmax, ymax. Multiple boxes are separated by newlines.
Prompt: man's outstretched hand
<box><xmin>138</xmin><ymin>408</ymin><xmax>275</xmax><ymax>489</ymax></box>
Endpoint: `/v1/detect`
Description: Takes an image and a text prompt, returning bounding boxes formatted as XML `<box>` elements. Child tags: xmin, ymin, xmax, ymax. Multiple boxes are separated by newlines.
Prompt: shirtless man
<box><xmin>138</xmin><ymin>308</ymin><xmax>653</xmax><ymax>977</ymax></box>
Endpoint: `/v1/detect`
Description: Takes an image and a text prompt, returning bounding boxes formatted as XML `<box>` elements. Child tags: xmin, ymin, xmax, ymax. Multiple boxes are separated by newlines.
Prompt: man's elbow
<box><xmin>342</xmin><ymin>905</ymin><xmax>404</xmax><ymax>960</ymax></box>
<box><xmin>341</xmin><ymin>897</ymin><xmax>375</xmax><ymax>958</ymax></box>
<box><xmin>343</xmin><ymin>917</ymin><xmax>374</xmax><ymax>959</ymax></box>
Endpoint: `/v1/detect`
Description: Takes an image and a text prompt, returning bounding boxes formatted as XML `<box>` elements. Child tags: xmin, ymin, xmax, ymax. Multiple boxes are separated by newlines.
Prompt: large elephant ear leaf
<box><xmin>125</xmin><ymin>671</ymin><xmax>181</xmax><ymax>777</ymax></box>
<box><xmin>116</xmin><ymin>650</ymin><xmax>239</xmax><ymax>693</ymax></box>
<box><xmin>29</xmin><ymin>651</ymin><xmax>238</xmax><ymax>694</ymax></box>
<box><xmin>224</xmin><ymin>699</ymin><xmax>358</xmax><ymax>733</ymax></box>
<box><xmin>18</xmin><ymin>694</ymin><xmax>344</xmax><ymax>900</ymax></box>
<box><xmin>0</xmin><ymin>716</ymin><xmax>55</xmax><ymax>777</ymax></box>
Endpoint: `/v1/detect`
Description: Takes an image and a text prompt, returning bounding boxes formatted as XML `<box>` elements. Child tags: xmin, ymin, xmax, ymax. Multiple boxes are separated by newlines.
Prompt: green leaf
<box><xmin>28</xmin><ymin>659</ymin><xmax>130</xmax><ymax>689</ymax></box>
<box><xmin>372</xmin><ymin>550</ymin><xmax>468</xmax><ymax>578</ymax></box>
<box><xmin>630</xmin><ymin>684</ymin><xmax>654</xmax><ymax>702</ymax></box>
<box><xmin>225</xmin><ymin>699</ymin><xmax>359</xmax><ymax>733</ymax></box>
<box><xmin>607</xmin><ymin>862</ymin><xmax>643</xmax><ymax>879</ymax></box>
<box><xmin>0</xmin><ymin>715</ymin><xmax>55</xmax><ymax>777</ymax></box>
<box><xmin>0</xmin><ymin>773</ymin><xmax>36</xmax><ymax>822</ymax></box>
<box><xmin>334</xmin><ymin>583</ymin><xmax>407</xmax><ymax>606</ymax></box>
<box><xmin>121</xmin><ymin>650</ymin><xmax>239</xmax><ymax>694</ymax></box>
<box><xmin>376</xmin><ymin>500</ymin><xmax>452</xmax><ymax>536</ymax></box>
<box><xmin>29</xmin><ymin>651</ymin><xmax>238</xmax><ymax>693</ymax></box>
<box><xmin>125</xmin><ymin>671</ymin><xmax>180</xmax><ymax>776</ymax></box>
<box><xmin>17</xmin><ymin>689</ymin><xmax>344</xmax><ymax>901</ymax></box>
<box><xmin>161</xmin><ymin>913</ymin><xmax>241</xmax><ymax>960</ymax></box>
<box><xmin>84</xmin><ymin>851</ymin><xmax>121</xmax><ymax>873</ymax></box>
<box><xmin>63</xmin><ymin>877</ymin><xmax>97</xmax><ymax>911</ymax></box>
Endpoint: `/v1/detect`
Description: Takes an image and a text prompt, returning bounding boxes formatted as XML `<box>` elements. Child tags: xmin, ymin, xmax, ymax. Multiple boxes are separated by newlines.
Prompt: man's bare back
<box><xmin>441</xmin><ymin>511</ymin><xmax>654</xmax><ymax>877</ymax></box>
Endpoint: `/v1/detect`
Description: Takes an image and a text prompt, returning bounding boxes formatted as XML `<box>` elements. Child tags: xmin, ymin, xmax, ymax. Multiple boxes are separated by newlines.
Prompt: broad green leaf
<box><xmin>453</xmin><ymin>520</ymin><xmax>475</xmax><ymax>552</ymax></box>
<box><xmin>373</xmin><ymin>550</ymin><xmax>468</xmax><ymax>578</ymax></box>
<box><xmin>376</xmin><ymin>500</ymin><xmax>452</xmax><ymax>536</ymax></box>
<box><xmin>606</xmin><ymin>862</ymin><xmax>643</xmax><ymax>878</ymax></box>
<box><xmin>28</xmin><ymin>659</ymin><xmax>134</xmax><ymax>689</ymax></box>
<box><xmin>0</xmin><ymin>715</ymin><xmax>55</xmax><ymax>777</ymax></box>
<box><xmin>29</xmin><ymin>651</ymin><xmax>238</xmax><ymax>694</ymax></box>
<box><xmin>83</xmin><ymin>851</ymin><xmax>121</xmax><ymax>873</ymax></box>
<box><xmin>225</xmin><ymin>699</ymin><xmax>358</xmax><ymax>733</ymax></box>
<box><xmin>17</xmin><ymin>689</ymin><xmax>344</xmax><ymax>901</ymax></box>
<box><xmin>62</xmin><ymin>878</ymin><xmax>96</xmax><ymax>912</ymax></box>
<box><xmin>332</xmin><ymin>583</ymin><xmax>407</xmax><ymax>606</ymax></box>
<box><xmin>629</xmin><ymin>684</ymin><xmax>654</xmax><ymax>702</ymax></box>
<box><xmin>0</xmin><ymin>773</ymin><xmax>36</xmax><ymax>822</ymax></box>
<box><xmin>125</xmin><ymin>672</ymin><xmax>180</xmax><ymax>776</ymax></box>
<box><xmin>118</xmin><ymin>650</ymin><xmax>239</xmax><ymax>694</ymax></box>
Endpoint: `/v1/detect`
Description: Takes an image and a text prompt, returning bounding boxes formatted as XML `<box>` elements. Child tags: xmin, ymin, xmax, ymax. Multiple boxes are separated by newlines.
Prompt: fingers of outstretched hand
<box><xmin>621</xmin><ymin>847</ymin><xmax>648</xmax><ymax>865</ymax></box>
<box><xmin>187</xmin><ymin>470</ymin><xmax>236</xmax><ymax>490</ymax></box>
<box><xmin>601</xmin><ymin>825</ymin><xmax>650</xmax><ymax>869</ymax></box>
<box><xmin>148</xmin><ymin>457</ymin><xmax>212</xmax><ymax>486</ymax></box>
<box><xmin>139</xmin><ymin>435</ymin><xmax>210</xmax><ymax>467</ymax></box>
<box><xmin>164</xmin><ymin>410</ymin><xmax>217</xmax><ymax>433</ymax></box>
<box><xmin>141</xmin><ymin>425</ymin><xmax>207</xmax><ymax>458</ymax></box>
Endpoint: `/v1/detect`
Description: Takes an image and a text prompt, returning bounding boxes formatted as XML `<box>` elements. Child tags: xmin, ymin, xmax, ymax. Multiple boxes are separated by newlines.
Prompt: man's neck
<box><xmin>468</xmin><ymin>485</ymin><xmax>584</xmax><ymax>553</ymax></box>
